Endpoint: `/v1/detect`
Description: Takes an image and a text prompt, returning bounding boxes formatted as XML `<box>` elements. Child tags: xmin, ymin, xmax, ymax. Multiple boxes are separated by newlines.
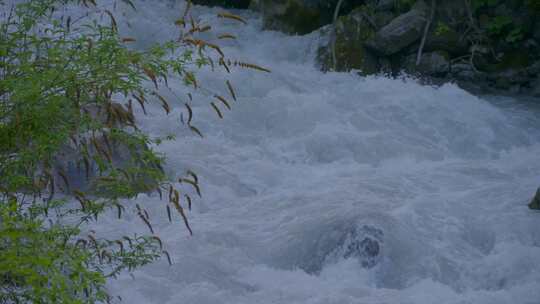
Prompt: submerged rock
<box><xmin>297</xmin><ymin>224</ymin><xmax>384</xmax><ymax>274</ymax></box>
<box><xmin>530</xmin><ymin>188</ymin><xmax>540</xmax><ymax>210</ymax></box>
<box><xmin>339</xmin><ymin>226</ymin><xmax>382</xmax><ymax>268</ymax></box>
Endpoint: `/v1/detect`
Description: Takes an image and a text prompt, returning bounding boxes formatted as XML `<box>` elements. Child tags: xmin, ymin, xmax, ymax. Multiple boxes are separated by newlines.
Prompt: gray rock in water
<box><xmin>341</xmin><ymin>227</ymin><xmax>382</xmax><ymax>268</ymax></box>
<box><xmin>321</xmin><ymin>225</ymin><xmax>384</xmax><ymax>271</ymax></box>
<box><xmin>365</xmin><ymin>1</ymin><xmax>427</xmax><ymax>55</ymax></box>
<box><xmin>530</xmin><ymin>188</ymin><xmax>540</xmax><ymax>210</ymax></box>
<box><xmin>290</xmin><ymin>223</ymin><xmax>384</xmax><ymax>274</ymax></box>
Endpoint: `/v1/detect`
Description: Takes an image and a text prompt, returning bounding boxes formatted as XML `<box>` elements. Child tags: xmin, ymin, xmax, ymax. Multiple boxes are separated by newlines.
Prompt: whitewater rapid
<box><xmin>87</xmin><ymin>1</ymin><xmax>540</xmax><ymax>303</ymax></box>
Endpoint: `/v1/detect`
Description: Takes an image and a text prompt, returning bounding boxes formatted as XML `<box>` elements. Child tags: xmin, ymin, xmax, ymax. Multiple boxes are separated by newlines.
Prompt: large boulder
<box><xmin>365</xmin><ymin>0</ymin><xmax>428</xmax><ymax>56</ymax></box>
<box><xmin>317</xmin><ymin>6</ymin><xmax>386</xmax><ymax>74</ymax></box>
<box><xmin>530</xmin><ymin>188</ymin><xmax>540</xmax><ymax>210</ymax></box>
<box><xmin>259</xmin><ymin>0</ymin><xmax>364</xmax><ymax>35</ymax></box>
<box><xmin>191</xmin><ymin>0</ymin><xmax>251</xmax><ymax>9</ymax></box>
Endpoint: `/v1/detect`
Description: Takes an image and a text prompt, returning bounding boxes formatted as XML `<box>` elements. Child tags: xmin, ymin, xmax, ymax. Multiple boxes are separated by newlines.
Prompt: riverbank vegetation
<box><xmin>0</xmin><ymin>0</ymin><xmax>245</xmax><ymax>301</ymax></box>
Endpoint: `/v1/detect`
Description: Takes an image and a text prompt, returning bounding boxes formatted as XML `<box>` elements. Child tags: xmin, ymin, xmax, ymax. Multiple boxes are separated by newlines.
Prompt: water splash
<box><xmin>76</xmin><ymin>1</ymin><xmax>540</xmax><ymax>303</ymax></box>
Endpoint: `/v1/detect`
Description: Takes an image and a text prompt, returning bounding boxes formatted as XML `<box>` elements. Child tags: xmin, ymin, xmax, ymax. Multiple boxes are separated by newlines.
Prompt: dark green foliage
<box><xmin>0</xmin><ymin>199</ymin><xmax>161</xmax><ymax>303</ymax></box>
<box><xmin>527</xmin><ymin>0</ymin><xmax>540</xmax><ymax>10</ymax></box>
<box><xmin>191</xmin><ymin>0</ymin><xmax>251</xmax><ymax>9</ymax></box>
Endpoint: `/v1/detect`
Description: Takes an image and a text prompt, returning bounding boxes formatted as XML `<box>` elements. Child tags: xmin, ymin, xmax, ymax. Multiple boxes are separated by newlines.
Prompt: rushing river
<box><xmin>84</xmin><ymin>1</ymin><xmax>540</xmax><ymax>303</ymax></box>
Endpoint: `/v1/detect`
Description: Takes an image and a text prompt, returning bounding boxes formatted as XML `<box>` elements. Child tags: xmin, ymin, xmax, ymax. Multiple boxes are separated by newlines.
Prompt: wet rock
<box><xmin>341</xmin><ymin>227</ymin><xmax>382</xmax><ymax>268</ymax></box>
<box><xmin>365</xmin><ymin>1</ymin><xmax>428</xmax><ymax>56</ymax></box>
<box><xmin>297</xmin><ymin>224</ymin><xmax>384</xmax><ymax>274</ymax></box>
<box><xmin>191</xmin><ymin>0</ymin><xmax>251</xmax><ymax>9</ymax></box>
<box><xmin>52</xmin><ymin>103</ymin><xmax>163</xmax><ymax>197</ymax></box>
<box><xmin>317</xmin><ymin>6</ymin><xmax>381</xmax><ymax>73</ymax></box>
<box><xmin>529</xmin><ymin>188</ymin><xmax>540</xmax><ymax>210</ymax></box>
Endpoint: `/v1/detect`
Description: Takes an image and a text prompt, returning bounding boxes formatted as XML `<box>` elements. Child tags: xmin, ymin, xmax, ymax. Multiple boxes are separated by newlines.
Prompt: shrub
<box><xmin>0</xmin><ymin>0</ymin><xmax>249</xmax><ymax>302</ymax></box>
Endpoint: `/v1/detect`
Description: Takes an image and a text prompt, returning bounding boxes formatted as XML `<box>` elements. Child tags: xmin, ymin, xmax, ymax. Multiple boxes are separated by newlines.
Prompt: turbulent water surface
<box><xmin>86</xmin><ymin>1</ymin><xmax>540</xmax><ymax>303</ymax></box>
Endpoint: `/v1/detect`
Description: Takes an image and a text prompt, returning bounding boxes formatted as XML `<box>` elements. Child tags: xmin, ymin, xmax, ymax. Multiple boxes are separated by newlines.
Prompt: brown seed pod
<box><xmin>226</xmin><ymin>80</ymin><xmax>237</xmax><ymax>101</ymax></box>
<box><xmin>217</xmin><ymin>12</ymin><xmax>247</xmax><ymax>24</ymax></box>
<box><xmin>210</xmin><ymin>102</ymin><xmax>223</xmax><ymax>119</ymax></box>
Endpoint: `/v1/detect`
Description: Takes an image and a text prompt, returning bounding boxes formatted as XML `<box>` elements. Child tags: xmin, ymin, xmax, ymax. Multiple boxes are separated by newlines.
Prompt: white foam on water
<box><xmin>72</xmin><ymin>1</ymin><xmax>540</xmax><ymax>303</ymax></box>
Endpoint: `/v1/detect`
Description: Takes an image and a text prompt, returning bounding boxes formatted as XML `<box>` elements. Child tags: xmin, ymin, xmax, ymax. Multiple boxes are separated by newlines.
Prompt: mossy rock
<box><xmin>317</xmin><ymin>6</ymin><xmax>381</xmax><ymax>74</ymax></box>
<box><xmin>262</xmin><ymin>0</ymin><xmax>322</xmax><ymax>34</ymax></box>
